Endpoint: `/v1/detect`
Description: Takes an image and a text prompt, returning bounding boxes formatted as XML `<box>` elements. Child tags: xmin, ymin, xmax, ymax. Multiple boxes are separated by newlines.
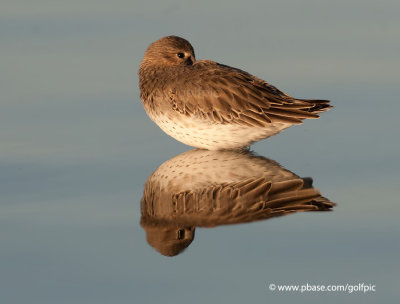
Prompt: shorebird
<box><xmin>141</xmin><ymin>149</ymin><xmax>334</xmax><ymax>256</ymax></box>
<box><xmin>139</xmin><ymin>36</ymin><xmax>332</xmax><ymax>150</ymax></box>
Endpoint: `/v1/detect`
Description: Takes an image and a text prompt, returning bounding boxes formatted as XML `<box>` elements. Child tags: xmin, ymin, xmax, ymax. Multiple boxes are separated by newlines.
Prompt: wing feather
<box><xmin>161</xmin><ymin>60</ymin><xmax>331</xmax><ymax>127</ymax></box>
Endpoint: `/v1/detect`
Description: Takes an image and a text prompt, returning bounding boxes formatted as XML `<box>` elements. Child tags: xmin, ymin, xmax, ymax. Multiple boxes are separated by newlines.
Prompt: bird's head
<box><xmin>142</xmin><ymin>223</ymin><xmax>195</xmax><ymax>257</ymax></box>
<box><xmin>140</xmin><ymin>35</ymin><xmax>196</xmax><ymax>69</ymax></box>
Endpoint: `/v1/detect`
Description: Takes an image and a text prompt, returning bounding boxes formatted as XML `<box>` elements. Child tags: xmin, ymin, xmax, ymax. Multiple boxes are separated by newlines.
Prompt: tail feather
<box><xmin>297</xmin><ymin>99</ymin><xmax>332</xmax><ymax>114</ymax></box>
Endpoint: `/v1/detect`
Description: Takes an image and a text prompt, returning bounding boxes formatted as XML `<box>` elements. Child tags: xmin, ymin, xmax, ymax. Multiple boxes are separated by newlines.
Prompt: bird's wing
<box><xmin>163</xmin><ymin>60</ymin><xmax>330</xmax><ymax>127</ymax></box>
<box><xmin>168</xmin><ymin>177</ymin><xmax>334</xmax><ymax>226</ymax></box>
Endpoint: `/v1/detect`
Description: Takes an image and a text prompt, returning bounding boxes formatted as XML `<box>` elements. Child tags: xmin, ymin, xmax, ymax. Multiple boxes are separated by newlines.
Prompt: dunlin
<box><xmin>139</xmin><ymin>36</ymin><xmax>331</xmax><ymax>150</ymax></box>
<box><xmin>141</xmin><ymin>149</ymin><xmax>334</xmax><ymax>256</ymax></box>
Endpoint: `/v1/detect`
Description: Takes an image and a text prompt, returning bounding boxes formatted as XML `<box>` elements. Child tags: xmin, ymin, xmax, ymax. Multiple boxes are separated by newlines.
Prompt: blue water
<box><xmin>1</xmin><ymin>1</ymin><xmax>399</xmax><ymax>303</ymax></box>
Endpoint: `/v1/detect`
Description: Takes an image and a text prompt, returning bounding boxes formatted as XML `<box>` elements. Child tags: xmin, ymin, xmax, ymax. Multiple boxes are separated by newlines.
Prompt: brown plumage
<box><xmin>139</xmin><ymin>36</ymin><xmax>332</xmax><ymax>150</ymax></box>
<box><xmin>140</xmin><ymin>149</ymin><xmax>335</xmax><ymax>256</ymax></box>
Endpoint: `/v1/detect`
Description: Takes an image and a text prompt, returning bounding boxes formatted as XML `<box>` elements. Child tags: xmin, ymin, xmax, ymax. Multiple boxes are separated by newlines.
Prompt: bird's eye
<box><xmin>176</xmin><ymin>52</ymin><xmax>185</xmax><ymax>59</ymax></box>
<box><xmin>177</xmin><ymin>229</ymin><xmax>185</xmax><ymax>240</ymax></box>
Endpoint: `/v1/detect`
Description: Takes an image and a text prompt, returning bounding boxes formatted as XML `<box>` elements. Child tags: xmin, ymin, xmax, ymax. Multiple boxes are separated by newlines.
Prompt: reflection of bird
<box><xmin>139</xmin><ymin>36</ymin><xmax>331</xmax><ymax>150</ymax></box>
<box><xmin>140</xmin><ymin>149</ymin><xmax>334</xmax><ymax>257</ymax></box>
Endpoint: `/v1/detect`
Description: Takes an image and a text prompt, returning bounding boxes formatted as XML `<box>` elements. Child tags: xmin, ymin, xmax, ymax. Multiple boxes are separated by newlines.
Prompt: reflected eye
<box><xmin>176</xmin><ymin>52</ymin><xmax>185</xmax><ymax>59</ymax></box>
<box><xmin>177</xmin><ymin>229</ymin><xmax>185</xmax><ymax>240</ymax></box>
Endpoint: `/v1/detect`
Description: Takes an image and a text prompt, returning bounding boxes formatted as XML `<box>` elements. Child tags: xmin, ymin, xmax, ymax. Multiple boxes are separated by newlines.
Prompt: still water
<box><xmin>1</xmin><ymin>1</ymin><xmax>399</xmax><ymax>303</ymax></box>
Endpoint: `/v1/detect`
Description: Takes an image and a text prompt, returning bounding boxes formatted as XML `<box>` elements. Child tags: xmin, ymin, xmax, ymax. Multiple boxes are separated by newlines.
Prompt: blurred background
<box><xmin>1</xmin><ymin>0</ymin><xmax>399</xmax><ymax>303</ymax></box>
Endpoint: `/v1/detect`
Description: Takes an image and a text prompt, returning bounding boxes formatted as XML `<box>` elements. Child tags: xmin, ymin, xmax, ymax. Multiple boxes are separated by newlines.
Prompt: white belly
<box><xmin>150</xmin><ymin>114</ymin><xmax>290</xmax><ymax>150</ymax></box>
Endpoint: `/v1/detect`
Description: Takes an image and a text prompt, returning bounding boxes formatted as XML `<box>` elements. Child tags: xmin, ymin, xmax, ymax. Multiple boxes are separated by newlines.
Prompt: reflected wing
<box><xmin>170</xmin><ymin>177</ymin><xmax>334</xmax><ymax>226</ymax></box>
<box><xmin>164</xmin><ymin>60</ymin><xmax>331</xmax><ymax>127</ymax></box>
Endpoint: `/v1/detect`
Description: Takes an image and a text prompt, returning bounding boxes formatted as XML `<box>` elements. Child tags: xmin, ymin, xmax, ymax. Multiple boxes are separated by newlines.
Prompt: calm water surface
<box><xmin>1</xmin><ymin>1</ymin><xmax>399</xmax><ymax>303</ymax></box>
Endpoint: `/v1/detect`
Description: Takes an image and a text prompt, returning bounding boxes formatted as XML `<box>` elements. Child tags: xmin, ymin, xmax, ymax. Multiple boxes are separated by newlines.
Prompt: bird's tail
<box><xmin>297</xmin><ymin>99</ymin><xmax>332</xmax><ymax>114</ymax></box>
